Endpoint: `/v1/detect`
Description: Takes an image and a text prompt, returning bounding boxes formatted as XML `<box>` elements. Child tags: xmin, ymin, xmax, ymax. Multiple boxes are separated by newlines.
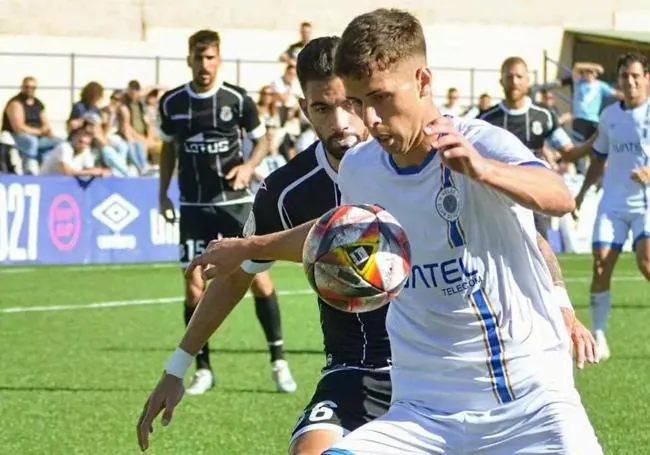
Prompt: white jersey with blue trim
<box><xmin>593</xmin><ymin>98</ymin><xmax>650</xmax><ymax>213</ymax></box>
<box><xmin>338</xmin><ymin>118</ymin><xmax>573</xmax><ymax>413</ymax></box>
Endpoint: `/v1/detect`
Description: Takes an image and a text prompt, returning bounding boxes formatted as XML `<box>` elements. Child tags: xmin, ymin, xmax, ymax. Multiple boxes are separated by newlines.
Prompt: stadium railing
<box><xmin>0</xmin><ymin>50</ymin><xmax>537</xmax><ymax>128</ymax></box>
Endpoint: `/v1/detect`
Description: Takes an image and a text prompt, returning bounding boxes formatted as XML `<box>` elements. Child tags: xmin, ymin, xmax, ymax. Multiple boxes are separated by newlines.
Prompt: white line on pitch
<box><xmin>0</xmin><ymin>289</ymin><xmax>315</xmax><ymax>314</ymax></box>
<box><xmin>0</xmin><ymin>262</ymin><xmax>299</xmax><ymax>275</ymax></box>
<box><xmin>1</xmin><ymin>275</ymin><xmax>645</xmax><ymax>315</ymax></box>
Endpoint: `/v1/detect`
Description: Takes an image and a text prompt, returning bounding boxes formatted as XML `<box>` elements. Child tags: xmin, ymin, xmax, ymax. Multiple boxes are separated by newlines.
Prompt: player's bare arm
<box><xmin>187</xmin><ymin>219</ymin><xmax>317</xmax><ymax>281</ymax></box>
<box><xmin>158</xmin><ymin>141</ymin><xmax>177</xmax><ymax>222</ymax></box>
<box><xmin>426</xmin><ymin>119</ymin><xmax>574</xmax><ymax>216</ymax></box>
<box><xmin>136</xmin><ymin>270</ymin><xmax>253</xmax><ymax>451</ymax></box>
<box><xmin>561</xmin><ymin>133</ymin><xmax>597</xmax><ymax>162</ymax></box>
<box><xmin>575</xmin><ymin>154</ymin><xmax>606</xmax><ymax>209</ymax></box>
<box><xmin>536</xmin><ymin>233</ymin><xmax>598</xmax><ymax>368</ymax></box>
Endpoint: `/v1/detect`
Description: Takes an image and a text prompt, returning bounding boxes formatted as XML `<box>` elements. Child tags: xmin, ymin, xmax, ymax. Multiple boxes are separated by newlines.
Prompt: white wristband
<box><xmin>553</xmin><ymin>285</ymin><xmax>573</xmax><ymax>310</ymax></box>
<box><xmin>164</xmin><ymin>347</ymin><xmax>194</xmax><ymax>379</ymax></box>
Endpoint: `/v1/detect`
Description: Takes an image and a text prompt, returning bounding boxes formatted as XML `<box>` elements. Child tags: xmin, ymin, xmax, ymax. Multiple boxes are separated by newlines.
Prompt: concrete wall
<box><xmin>0</xmin><ymin>24</ymin><xmax>565</xmax><ymax>134</ymax></box>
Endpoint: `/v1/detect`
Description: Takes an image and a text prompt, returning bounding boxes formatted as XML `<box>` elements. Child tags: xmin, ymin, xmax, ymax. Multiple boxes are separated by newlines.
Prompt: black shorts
<box><xmin>572</xmin><ymin>118</ymin><xmax>598</xmax><ymax>142</ymax></box>
<box><xmin>289</xmin><ymin>368</ymin><xmax>392</xmax><ymax>445</ymax></box>
<box><xmin>179</xmin><ymin>203</ymin><xmax>252</xmax><ymax>267</ymax></box>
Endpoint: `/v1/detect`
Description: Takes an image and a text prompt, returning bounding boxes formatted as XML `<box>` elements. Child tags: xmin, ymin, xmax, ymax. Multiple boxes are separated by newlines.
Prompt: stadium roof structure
<box><xmin>566</xmin><ymin>28</ymin><xmax>650</xmax><ymax>47</ymax></box>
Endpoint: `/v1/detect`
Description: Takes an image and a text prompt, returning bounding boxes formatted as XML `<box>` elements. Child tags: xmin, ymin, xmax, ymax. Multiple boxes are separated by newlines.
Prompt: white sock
<box><xmin>590</xmin><ymin>291</ymin><xmax>611</xmax><ymax>334</ymax></box>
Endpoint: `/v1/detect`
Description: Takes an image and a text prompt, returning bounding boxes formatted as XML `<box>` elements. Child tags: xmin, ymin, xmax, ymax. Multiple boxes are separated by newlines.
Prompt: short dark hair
<box><xmin>334</xmin><ymin>8</ymin><xmax>427</xmax><ymax>80</ymax></box>
<box><xmin>296</xmin><ymin>36</ymin><xmax>340</xmax><ymax>91</ymax></box>
<box><xmin>500</xmin><ymin>56</ymin><xmax>528</xmax><ymax>73</ymax></box>
<box><xmin>300</xmin><ymin>22</ymin><xmax>312</xmax><ymax>28</ymax></box>
<box><xmin>616</xmin><ymin>51</ymin><xmax>649</xmax><ymax>74</ymax></box>
<box><xmin>188</xmin><ymin>29</ymin><xmax>221</xmax><ymax>54</ymax></box>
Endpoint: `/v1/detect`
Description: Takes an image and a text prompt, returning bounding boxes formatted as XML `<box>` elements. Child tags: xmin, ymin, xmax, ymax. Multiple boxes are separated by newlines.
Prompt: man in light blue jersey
<box><xmin>569</xmin><ymin>62</ymin><xmax>619</xmax><ymax>143</ymax></box>
<box><xmin>178</xmin><ymin>9</ymin><xmax>601</xmax><ymax>455</ymax></box>
<box><xmin>575</xmin><ymin>51</ymin><xmax>650</xmax><ymax>360</ymax></box>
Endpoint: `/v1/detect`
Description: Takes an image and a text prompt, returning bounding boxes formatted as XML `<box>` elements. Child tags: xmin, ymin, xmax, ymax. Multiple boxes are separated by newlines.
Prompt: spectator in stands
<box><xmin>538</xmin><ymin>88</ymin><xmax>571</xmax><ymax>126</ymax></box>
<box><xmin>102</xmin><ymin>89</ymin><xmax>130</xmax><ymax>157</ymax></box>
<box><xmin>0</xmin><ymin>131</ymin><xmax>20</xmax><ymax>174</ymax></box>
<box><xmin>144</xmin><ymin>88</ymin><xmax>163</xmax><ymax>166</ymax></box>
<box><xmin>438</xmin><ymin>87</ymin><xmax>465</xmax><ymax>117</ymax></box>
<box><xmin>251</xmin><ymin>118</ymin><xmax>288</xmax><ymax>192</ymax></box>
<box><xmin>271</xmin><ymin>64</ymin><xmax>303</xmax><ymax>112</ymax></box>
<box><xmin>279</xmin><ymin>22</ymin><xmax>313</xmax><ymax>66</ymax></box>
<box><xmin>118</xmin><ymin>80</ymin><xmax>151</xmax><ymax>174</ymax></box>
<box><xmin>67</xmin><ymin>81</ymin><xmax>104</xmax><ymax>132</ymax></box>
<box><xmin>40</xmin><ymin>126</ymin><xmax>110</xmax><ymax>177</ymax></box>
<box><xmin>82</xmin><ymin>112</ymin><xmax>130</xmax><ymax>177</ymax></box>
<box><xmin>564</xmin><ymin>62</ymin><xmax>620</xmax><ymax>142</ymax></box>
<box><xmin>256</xmin><ymin>85</ymin><xmax>282</xmax><ymax>127</ymax></box>
<box><xmin>463</xmin><ymin>93</ymin><xmax>492</xmax><ymax>118</ymax></box>
<box><xmin>1</xmin><ymin>76</ymin><xmax>64</xmax><ymax>175</ymax></box>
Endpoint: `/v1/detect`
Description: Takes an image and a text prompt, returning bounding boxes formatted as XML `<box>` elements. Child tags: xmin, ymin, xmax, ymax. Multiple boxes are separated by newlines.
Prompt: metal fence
<box><xmin>0</xmin><ymin>50</ymin><xmax>537</xmax><ymax>99</ymax></box>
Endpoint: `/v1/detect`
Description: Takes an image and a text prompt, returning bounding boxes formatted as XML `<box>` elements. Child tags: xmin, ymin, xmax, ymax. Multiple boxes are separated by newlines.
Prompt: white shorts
<box><xmin>592</xmin><ymin>208</ymin><xmax>650</xmax><ymax>251</ymax></box>
<box><xmin>322</xmin><ymin>388</ymin><xmax>602</xmax><ymax>455</ymax></box>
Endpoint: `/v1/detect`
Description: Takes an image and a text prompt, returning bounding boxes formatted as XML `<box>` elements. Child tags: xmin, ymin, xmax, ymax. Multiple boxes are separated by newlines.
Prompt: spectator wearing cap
<box><xmin>1</xmin><ymin>76</ymin><xmax>64</xmax><ymax>175</ymax></box>
<box><xmin>40</xmin><ymin>126</ymin><xmax>110</xmax><ymax>177</ymax></box>
<box><xmin>80</xmin><ymin>112</ymin><xmax>130</xmax><ymax>177</ymax></box>
<box><xmin>118</xmin><ymin>80</ymin><xmax>151</xmax><ymax>175</ymax></box>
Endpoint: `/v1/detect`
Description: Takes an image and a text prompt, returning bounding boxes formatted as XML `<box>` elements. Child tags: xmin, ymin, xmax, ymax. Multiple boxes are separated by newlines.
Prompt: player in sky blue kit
<box><xmin>574</xmin><ymin>51</ymin><xmax>650</xmax><ymax>360</ymax></box>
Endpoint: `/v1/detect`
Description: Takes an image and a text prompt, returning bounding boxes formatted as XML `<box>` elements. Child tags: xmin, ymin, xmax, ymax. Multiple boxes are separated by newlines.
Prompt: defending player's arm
<box><xmin>225</xmin><ymin>94</ymin><xmax>268</xmax><ymax>190</ymax></box>
<box><xmin>536</xmin><ymin>233</ymin><xmax>598</xmax><ymax>368</ymax></box>
<box><xmin>157</xmin><ymin>96</ymin><xmax>178</xmax><ymax>222</ymax></box>
<box><xmin>575</xmin><ymin>115</ymin><xmax>609</xmax><ymax>209</ymax></box>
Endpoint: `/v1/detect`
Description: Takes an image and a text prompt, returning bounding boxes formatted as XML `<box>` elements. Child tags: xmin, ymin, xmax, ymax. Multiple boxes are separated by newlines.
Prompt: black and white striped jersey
<box><xmin>479</xmin><ymin>97</ymin><xmax>572</xmax><ymax>154</ymax></box>
<box><xmin>241</xmin><ymin>141</ymin><xmax>392</xmax><ymax>371</ymax></box>
<box><xmin>158</xmin><ymin>80</ymin><xmax>265</xmax><ymax>205</ymax></box>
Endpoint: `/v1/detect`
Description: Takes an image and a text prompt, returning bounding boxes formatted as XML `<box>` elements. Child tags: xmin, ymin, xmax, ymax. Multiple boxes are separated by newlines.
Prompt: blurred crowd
<box><xmin>0</xmin><ymin>21</ymin><xmax>617</xmax><ymax>181</ymax></box>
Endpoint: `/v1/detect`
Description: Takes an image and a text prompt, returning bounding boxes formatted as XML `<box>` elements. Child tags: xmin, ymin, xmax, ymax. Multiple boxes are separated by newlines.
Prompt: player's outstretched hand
<box><xmin>186</xmin><ymin>237</ymin><xmax>249</xmax><ymax>281</ymax></box>
<box><xmin>631</xmin><ymin>166</ymin><xmax>650</xmax><ymax>185</ymax></box>
<box><xmin>137</xmin><ymin>373</ymin><xmax>185</xmax><ymax>452</ymax></box>
<box><xmin>226</xmin><ymin>163</ymin><xmax>255</xmax><ymax>191</ymax></box>
<box><xmin>561</xmin><ymin>308</ymin><xmax>599</xmax><ymax>369</ymax></box>
<box><xmin>424</xmin><ymin>117</ymin><xmax>489</xmax><ymax>181</ymax></box>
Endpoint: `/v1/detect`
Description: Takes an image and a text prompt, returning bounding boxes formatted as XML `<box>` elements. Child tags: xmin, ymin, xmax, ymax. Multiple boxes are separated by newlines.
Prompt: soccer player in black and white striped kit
<box><xmin>157</xmin><ymin>29</ymin><xmax>296</xmax><ymax>395</ymax></box>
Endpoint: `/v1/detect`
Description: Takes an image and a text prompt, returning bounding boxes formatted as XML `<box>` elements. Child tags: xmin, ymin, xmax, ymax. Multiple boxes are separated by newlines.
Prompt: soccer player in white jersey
<box><xmin>176</xmin><ymin>9</ymin><xmax>602</xmax><ymax>454</ymax></box>
<box><xmin>574</xmin><ymin>51</ymin><xmax>650</xmax><ymax>360</ymax></box>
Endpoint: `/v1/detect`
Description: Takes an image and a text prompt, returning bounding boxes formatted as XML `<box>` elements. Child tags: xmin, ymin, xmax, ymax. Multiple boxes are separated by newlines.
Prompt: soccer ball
<box><xmin>302</xmin><ymin>204</ymin><xmax>412</xmax><ymax>313</ymax></box>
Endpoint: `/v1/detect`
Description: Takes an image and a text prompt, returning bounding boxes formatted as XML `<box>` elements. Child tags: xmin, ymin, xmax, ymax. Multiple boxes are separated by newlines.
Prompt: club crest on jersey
<box><xmin>242</xmin><ymin>212</ymin><xmax>256</xmax><ymax>237</ymax></box>
<box><xmin>435</xmin><ymin>186</ymin><xmax>462</xmax><ymax>221</ymax></box>
<box><xmin>531</xmin><ymin>120</ymin><xmax>543</xmax><ymax>136</ymax></box>
<box><xmin>220</xmin><ymin>105</ymin><xmax>233</xmax><ymax>122</ymax></box>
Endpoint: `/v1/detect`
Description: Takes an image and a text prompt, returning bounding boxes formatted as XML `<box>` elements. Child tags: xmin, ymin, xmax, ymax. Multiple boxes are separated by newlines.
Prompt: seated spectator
<box><xmin>67</xmin><ymin>81</ymin><xmax>104</xmax><ymax>133</ymax></box>
<box><xmin>463</xmin><ymin>93</ymin><xmax>492</xmax><ymax>118</ymax></box>
<box><xmin>0</xmin><ymin>131</ymin><xmax>20</xmax><ymax>174</ymax></box>
<box><xmin>144</xmin><ymin>88</ymin><xmax>163</xmax><ymax>166</ymax></box>
<box><xmin>118</xmin><ymin>80</ymin><xmax>153</xmax><ymax>174</ymax></box>
<box><xmin>538</xmin><ymin>88</ymin><xmax>572</xmax><ymax>126</ymax></box>
<box><xmin>101</xmin><ymin>90</ymin><xmax>130</xmax><ymax>159</ymax></box>
<box><xmin>279</xmin><ymin>22</ymin><xmax>313</xmax><ymax>66</ymax></box>
<box><xmin>1</xmin><ymin>76</ymin><xmax>64</xmax><ymax>175</ymax></box>
<box><xmin>251</xmin><ymin>120</ymin><xmax>288</xmax><ymax>193</ymax></box>
<box><xmin>256</xmin><ymin>85</ymin><xmax>282</xmax><ymax>127</ymax></box>
<box><xmin>438</xmin><ymin>87</ymin><xmax>465</xmax><ymax>117</ymax></box>
<box><xmin>81</xmin><ymin>112</ymin><xmax>130</xmax><ymax>177</ymax></box>
<box><xmin>271</xmin><ymin>64</ymin><xmax>303</xmax><ymax>112</ymax></box>
<box><xmin>40</xmin><ymin>127</ymin><xmax>110</xmax><ymax>177</ymax></box>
